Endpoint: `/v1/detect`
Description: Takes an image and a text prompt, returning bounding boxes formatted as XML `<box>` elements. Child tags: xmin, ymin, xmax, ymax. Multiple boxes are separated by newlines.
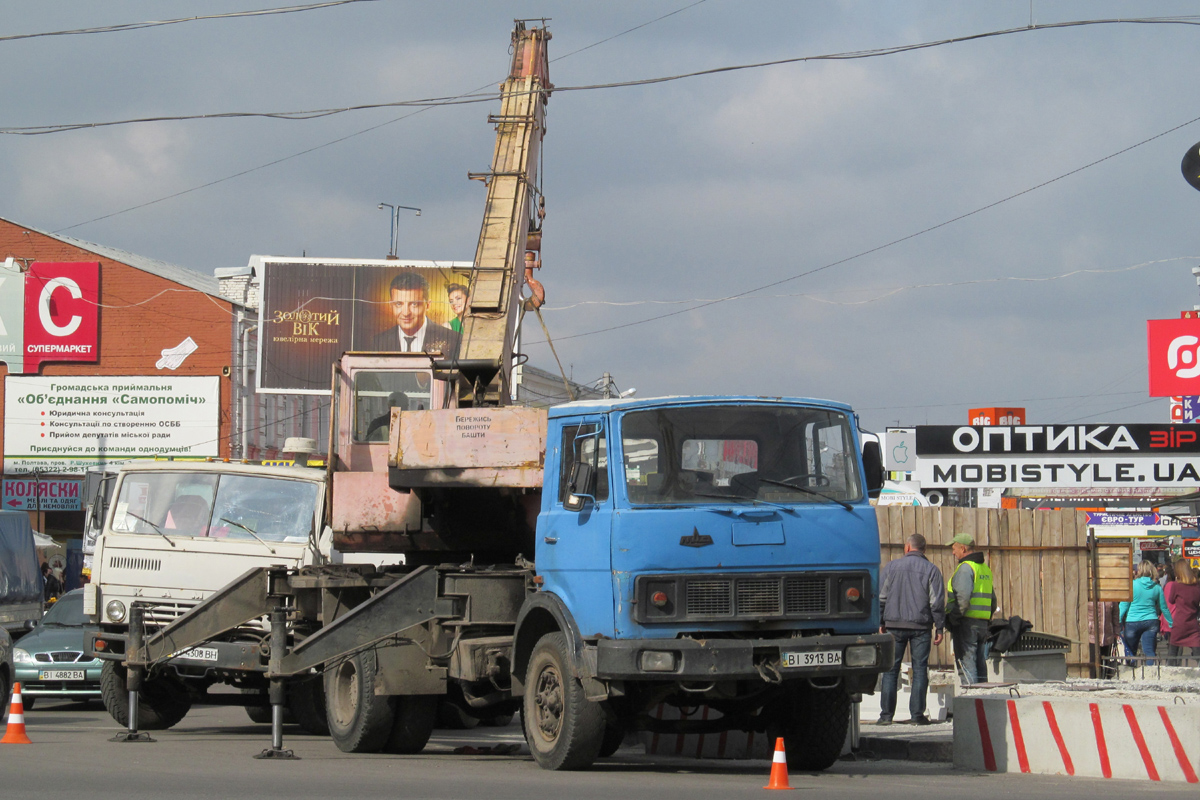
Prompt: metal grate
<box><xmin>686</xmin><ymin>580</ymin><xmax>732</xmax><ymax>616</ymax></box>
<box><xmin>736</xmin><ymin>578</ymin><xmax>780</xmax><ymax>615</ymax></box>
<box><xmin>108</xmin><ymin>556</ymin><xmax>162</xmax><ymax>572</ymax></box>
<box><xmin>784</xmin><ymin>577</ymin><xmax>829</xmax><ymax>615</ymax></box>
<box><xmin>142</xmin><ymin>601</ymin><xmax>197</xmax><ymax>627</ymax></box>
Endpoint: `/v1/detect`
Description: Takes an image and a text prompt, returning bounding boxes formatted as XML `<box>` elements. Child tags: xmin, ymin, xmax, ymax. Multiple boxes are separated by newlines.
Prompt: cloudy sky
<box><xmin>2</xmin><ymin>1</ymin><xmax>1198</xmax><ymax>430</ymax></box>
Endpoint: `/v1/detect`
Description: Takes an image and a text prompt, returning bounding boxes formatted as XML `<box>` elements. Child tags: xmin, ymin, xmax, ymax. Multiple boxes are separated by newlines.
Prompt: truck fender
<box><xmin>511</xmin><ymin>592</ymin><xmax>589</xmax><ymax>696</ymax></box>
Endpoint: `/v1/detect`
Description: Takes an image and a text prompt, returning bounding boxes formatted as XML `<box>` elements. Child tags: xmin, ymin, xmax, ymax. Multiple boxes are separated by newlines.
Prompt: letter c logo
<box><xmin>39</xmin><ymin>277</ymin><xmax>83</xmax><ymax>337</ymax></box>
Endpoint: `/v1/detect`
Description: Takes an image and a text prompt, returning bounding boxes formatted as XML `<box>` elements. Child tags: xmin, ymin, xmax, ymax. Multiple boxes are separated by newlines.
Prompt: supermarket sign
<box><xmin>1</xmin><ymin>478</ymin><xmax>81</xmax><ymax>511</ymax></box>
<box><xmin>0</xmin><ymin>260</ymin><xmax>99</xmax><ymax>373</ymax></box>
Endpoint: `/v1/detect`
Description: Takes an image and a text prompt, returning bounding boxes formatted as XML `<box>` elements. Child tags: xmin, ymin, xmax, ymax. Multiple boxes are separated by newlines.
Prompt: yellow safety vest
<box><xmin>947</xmin><ymin>560</ymin><xmax>994</xmax><ymax>620</ymax></box>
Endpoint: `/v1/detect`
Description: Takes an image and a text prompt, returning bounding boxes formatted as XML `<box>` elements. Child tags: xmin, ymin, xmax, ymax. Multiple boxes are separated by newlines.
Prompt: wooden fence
<box><xmin>876</xmin><ymin>506</ymin><xmax>1091</xmax><ymax>674</ymax></box>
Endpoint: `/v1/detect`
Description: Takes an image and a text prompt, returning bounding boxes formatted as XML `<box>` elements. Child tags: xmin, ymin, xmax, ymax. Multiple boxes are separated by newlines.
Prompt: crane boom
<box><xmin>452</xmin><ymin>21</ymin><xmax>551</xmax><ymax>407</ymax></box>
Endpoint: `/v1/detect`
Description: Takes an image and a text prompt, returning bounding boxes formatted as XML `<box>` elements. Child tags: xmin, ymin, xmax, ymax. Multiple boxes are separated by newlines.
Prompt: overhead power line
<box><xmin>0</xmin><ymin>0</ymin><xmax>381</xmax><ymax>44</ymax></box>
<box><xmin>539</xmin><ymin>257</ymin><xmax>1199</xmax><ymax>311</ymax></box>
<box><xmin>53</xmin><ymin>0</ymin><xmax>708</xmax><ymax>232</ymax></box>
<box><xmin>527</xmin><ymin>110</ymin><xmax>1200</xmax><ymax>346</ymax></box>
<box><xmin>9</xmin><ymin>16</ymin><xmax>1200</xmax><ymax>137</ymax></box>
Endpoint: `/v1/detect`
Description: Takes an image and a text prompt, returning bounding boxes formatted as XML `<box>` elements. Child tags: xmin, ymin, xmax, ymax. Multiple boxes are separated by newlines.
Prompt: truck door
<box><xmin>536</xmin><ymin>418</ymin><xmax>615</xmax><ymax>638</ymax></box>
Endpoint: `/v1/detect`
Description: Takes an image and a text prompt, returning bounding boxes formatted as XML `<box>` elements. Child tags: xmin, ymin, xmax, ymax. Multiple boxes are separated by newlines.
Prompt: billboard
<box><xmin>914</xmin><ymin>423</ymin><xmax>1200</xmax><ymax>488</ymax></box>
<box><xmin>968</xmin><ymin>407</ymin><xmax>1024</xmax><ymax>425</ymax></box>
<box><xmin>3</xmin><ymin>376</ymin><xmax>220</xmax><ymax>474</ymax></box>
<box><xmin>1148</xmin><ymin>317</ymin><xmax>1200</xmax><ymax>397</ymax></box>
<box><xmin>255</xmin><ymin>258</ymin><xmax>472</xmax><ymax>393</ymax></box>
<box><xmin>0</xmin><ymin>261</ymin><xmax>99</xmax><ymax>373</ymax></box>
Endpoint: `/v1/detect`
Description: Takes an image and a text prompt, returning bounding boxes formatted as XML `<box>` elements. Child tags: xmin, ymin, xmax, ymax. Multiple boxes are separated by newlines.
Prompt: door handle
<box><xmin>544</xmin><ymin>536</ymin><xmax>559</xmax><ymax>544</ymax></box>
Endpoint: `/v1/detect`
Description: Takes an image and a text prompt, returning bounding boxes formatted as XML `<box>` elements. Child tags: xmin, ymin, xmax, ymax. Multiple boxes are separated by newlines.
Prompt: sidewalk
<box><xmin>855</xmin><ymin>718</ymin><xmax>953</xmax><ymax>763</ymax></box>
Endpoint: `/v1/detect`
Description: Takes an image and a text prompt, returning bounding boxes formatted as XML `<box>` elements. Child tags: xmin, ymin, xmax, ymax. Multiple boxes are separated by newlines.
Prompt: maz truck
<box><xmin>82</xmin><ymin>23</ymin><xmax>893</xmax><ymax>771</ymax></box>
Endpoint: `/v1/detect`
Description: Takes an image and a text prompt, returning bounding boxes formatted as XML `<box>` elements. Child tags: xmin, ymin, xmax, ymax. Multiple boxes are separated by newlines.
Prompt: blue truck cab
<box><xmin>516</xmin><ymin>395</ymin><xmax>893</xmax><ymax>770</ymax></box>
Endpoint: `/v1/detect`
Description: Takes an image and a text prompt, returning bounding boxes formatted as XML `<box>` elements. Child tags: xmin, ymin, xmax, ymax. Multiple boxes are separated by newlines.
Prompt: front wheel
<box><xmin>100</xmin><ymin>661</ymin><xmax>191</xmax><ymax>730</ymax></box>
<box><xmin>324</xmin><ymin>651</ymin><xmax>393</xmax><ymax>753</ymax></box>
<box><xmin>522</xmin><ymin>632</ymin><xmax>606</xmax><ymax>771</ymax></box>
<box><xmin>782</xmin><ymin>682</ymin><xmax>851</xmax><ymax>772</ymax></box>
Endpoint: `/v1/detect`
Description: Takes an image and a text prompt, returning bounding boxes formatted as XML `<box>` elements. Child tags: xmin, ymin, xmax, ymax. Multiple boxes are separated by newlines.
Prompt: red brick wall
<box><xmin>0</xmin><ymin>219</ymin><xmax>234</xmax><ymax>467</ymax></box>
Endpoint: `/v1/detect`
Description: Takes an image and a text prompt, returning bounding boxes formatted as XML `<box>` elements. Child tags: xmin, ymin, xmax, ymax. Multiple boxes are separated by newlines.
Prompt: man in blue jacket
<box><xmin>878</xmin><ymin>533</ymin><xmax>945</xmax><ymax>725</ymax></box>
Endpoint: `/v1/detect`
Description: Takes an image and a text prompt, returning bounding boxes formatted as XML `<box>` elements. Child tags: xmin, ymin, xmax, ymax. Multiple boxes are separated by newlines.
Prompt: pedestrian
<box><xmin>877</xmin><ymin>533</ymin><xmax>945</xmax><ymax>725</ymax></box>
<box><xmin>1164</xmin><ymin>559</ymin><xmax>1200</xmax><ymax>666</ymax></box>
<box><xmin>1120</xmin><ymin>560</ymin><xmax>1172</xmax><ymax>666</ymax></box>
<box><xmin>946</xmin><ymin>533</ymin><xmax>997</xmax><ymax>686</ymax></box>
<box><xmin>41</xmin><ymin>562</ymin><xmax>62</xmax><ymax>602</ymax></box>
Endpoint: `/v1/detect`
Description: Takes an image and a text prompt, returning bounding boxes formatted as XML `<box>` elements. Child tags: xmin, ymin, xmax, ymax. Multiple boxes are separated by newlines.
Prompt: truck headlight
<box><xmin>105</xmin><ymin>599</ymin><xmax>127</xmax><ymax>623</ymax></box>
<box><xmin>845</xmin><ymin>645</ymin><xmax>877</xmax><ymax>667</ymax></box>
<box><xmin>13</xmin><ymin>648</ymin><xmax>34</xmax><ymax>664</ymax></box>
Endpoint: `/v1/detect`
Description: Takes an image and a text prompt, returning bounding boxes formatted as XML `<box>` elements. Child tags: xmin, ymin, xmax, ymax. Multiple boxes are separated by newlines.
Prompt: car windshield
<box><xmin>110</xmin><ymin>472</ymin><xmax>321</xmax><ymax>543</ymax></box>
<box><xmin>620</xmin><ymin>405</ymin><xmax>863</xmax><ymax>506</ymax></box>
<box><xmin>42</xmin><ymin>592</ymin><xmax>86</xmax><ymax>627</ymax></box>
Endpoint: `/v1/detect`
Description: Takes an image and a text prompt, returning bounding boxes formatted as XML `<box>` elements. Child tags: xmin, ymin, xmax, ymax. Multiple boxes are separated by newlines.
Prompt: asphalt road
<box><xmin>0</xmin><ymin>699</ymin><xmax>1191</xmax><ymax>799</ymax></box>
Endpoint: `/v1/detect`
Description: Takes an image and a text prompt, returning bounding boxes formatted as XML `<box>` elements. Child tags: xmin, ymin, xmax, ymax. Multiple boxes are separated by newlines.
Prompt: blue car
<box><xmin>13</xmin><ymin>590</ymin><xmax>102</xmax><ymax>707</ymax></box>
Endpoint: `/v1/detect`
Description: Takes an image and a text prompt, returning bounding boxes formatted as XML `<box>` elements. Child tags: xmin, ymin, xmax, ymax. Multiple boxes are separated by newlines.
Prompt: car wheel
<box><xmin>0</xmin><ymin>671</ymin><xmax>10</xmax><ymax>722</ymax></box>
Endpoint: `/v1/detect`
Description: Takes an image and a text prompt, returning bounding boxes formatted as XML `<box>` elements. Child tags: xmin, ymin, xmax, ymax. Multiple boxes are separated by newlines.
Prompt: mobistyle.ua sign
<box><xmin>914</xmin><ymin>424</ymin><xmax>1200</xmax><ymax>487</ymax></box>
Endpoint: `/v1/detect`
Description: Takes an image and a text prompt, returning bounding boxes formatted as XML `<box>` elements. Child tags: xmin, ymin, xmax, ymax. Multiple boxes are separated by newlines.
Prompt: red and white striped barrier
<box><xmin>955</xmin><ymin>695</ymin><xmax>1199</xmax><ymax>783</ymax></box>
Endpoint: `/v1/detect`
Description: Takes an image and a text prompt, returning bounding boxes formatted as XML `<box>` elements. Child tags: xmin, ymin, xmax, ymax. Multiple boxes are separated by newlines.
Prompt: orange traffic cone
<box><xmin>2</xmin><ymin>682</ymin><xmax>32</xmax><ymax>744</ymax></box>
<box><xmin>763</xmin><ymin>737</ymin><xmax>793</xmax><ymax>790</ymax></box>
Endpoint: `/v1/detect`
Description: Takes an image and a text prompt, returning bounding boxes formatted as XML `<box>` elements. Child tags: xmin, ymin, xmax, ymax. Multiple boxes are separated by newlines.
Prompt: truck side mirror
<box><xmin>862</xmin><ymin>441</ymin><xmax>884</xmax><ymax>497</ymax></box>
<box><xmin>563</xmin><ymin>462</ymin><xmax>596</xmax><ymax>512</ymax></box>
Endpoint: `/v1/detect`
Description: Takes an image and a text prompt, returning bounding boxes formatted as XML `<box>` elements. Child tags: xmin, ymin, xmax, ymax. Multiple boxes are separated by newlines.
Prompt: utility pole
<box><xmin>601</xmin><ymin>372</ymin><xmax>613</xmax><ymax>399</ymax></box>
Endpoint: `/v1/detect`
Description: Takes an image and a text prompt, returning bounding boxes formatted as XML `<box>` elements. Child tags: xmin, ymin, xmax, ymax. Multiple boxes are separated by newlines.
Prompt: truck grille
<box><xmin>143</xmin><ymin>601</ymin><xmax>197</xmax><ymax>627</ymax></box>
<box><xmin>686</xmin><ymin>581</ymin><xmax>733</xmax><ymax>616</ymax></box>
<box><xmin>785</xmin><ymin>578</ymin><xmax>829</xmax><ymax>615</ymax></box>
<box><xmin>637</xmin><ymin>571</ymin><xmax>864</xmax><ymax>623</ymax></box>
<box><xmin>108</xmin><ymin>555</ymin><xmax>162</xmax><ymax>572</ymax></box>
<box><xmin>685</xmin><ymin>576</ymin><xmax>829</xmax><ymax>617</ymax></box>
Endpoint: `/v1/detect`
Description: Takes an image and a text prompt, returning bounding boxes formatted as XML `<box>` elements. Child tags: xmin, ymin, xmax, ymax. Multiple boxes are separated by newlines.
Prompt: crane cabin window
<box><xmin>352</xmin><ymin>370</ymin><xmax>436</xmax><ymax>443</ymax></box>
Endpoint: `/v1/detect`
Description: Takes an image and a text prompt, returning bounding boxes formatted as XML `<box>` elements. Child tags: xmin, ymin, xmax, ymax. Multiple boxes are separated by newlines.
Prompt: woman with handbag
<box><xmin>1120</xmin><ymin>561</ymin><xmax>1173</xmax><ymax>666</ymax></box>
<box><xmin>1165</xmin><ymin>560</ymin><xmax>1200</xmax><ymax>666</ymax></box>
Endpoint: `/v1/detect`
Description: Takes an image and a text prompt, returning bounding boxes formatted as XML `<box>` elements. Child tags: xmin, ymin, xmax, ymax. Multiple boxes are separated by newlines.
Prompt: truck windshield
<box><xmin>621</xmin><ymin>405</ymin><xmax>863</xmax><ymax>506</ymax></box>
<box><xmin>110</xmin><ymin>472</ymin><xmax>320</xmax><ymax>543</ymax></box>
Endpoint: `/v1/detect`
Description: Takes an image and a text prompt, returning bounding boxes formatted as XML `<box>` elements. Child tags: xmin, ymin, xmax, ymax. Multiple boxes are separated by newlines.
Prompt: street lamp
<box><xmin>377</xmin><ymin>203</ymin><xmax>421</xmax><ymax>258</ymax></box>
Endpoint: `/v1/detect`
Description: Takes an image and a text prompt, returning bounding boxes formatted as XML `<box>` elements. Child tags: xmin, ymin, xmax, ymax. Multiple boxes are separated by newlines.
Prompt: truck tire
<box><xmin>782</xmin><ymin>682</ymin><xmax>851</xmax><ymax>772</ymax></box>
<box><xmin>288</xmin><ymin>676</ymin><xmax>329</xmax><ymax>736</ymax></box>
<box><xmin>523</xmin><ymin>632</ymin><xmax>605</xmax><ymax>771</ymax></box>
<box><xmin>598</xmin><ymin>723</ymin><xmax>624</xmax><ymax>757</ymax></box>
<box><xmin>100</xmin><ymin>661</ymin><xmax>191</xmax><ymax>730</ymax></box>
<box><xmin>324</xmin><ymin>651</ymin><xmax>393</xmax><ymax>753</ymax></box>
<box><xmin>384</xmin><ymin>694</ymin><xmax>437</xmax><ymax>754</ymax></box>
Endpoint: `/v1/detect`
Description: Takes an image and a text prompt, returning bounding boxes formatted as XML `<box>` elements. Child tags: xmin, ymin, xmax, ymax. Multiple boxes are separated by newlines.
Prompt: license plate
<box><xmin>38</xmin><ymin>670</ymin><xmax>85</xmax><ymax>681</ymax></box>
<box><xmin>782</xmin><ymin>649</ymin><xmax>842</xmax><ymax>668</ymax></box>
<box><xmin>172</xmin><ymin>647</ymin><xmax>219</xmax><ymax>662</ymax></box>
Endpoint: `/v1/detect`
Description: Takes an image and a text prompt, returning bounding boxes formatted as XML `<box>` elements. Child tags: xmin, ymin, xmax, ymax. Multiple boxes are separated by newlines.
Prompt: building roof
<box><xmin>15</xmin><ymin>220</ymin><xmax>227</xmax><ymax>300</ymax></box>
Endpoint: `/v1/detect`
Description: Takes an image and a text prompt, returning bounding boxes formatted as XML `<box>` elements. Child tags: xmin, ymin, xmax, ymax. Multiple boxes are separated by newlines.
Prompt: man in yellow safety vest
<box><xmin>946</xmin><ymin>533</ymin><xmax>997</xmax><ymax>686</ymax></box>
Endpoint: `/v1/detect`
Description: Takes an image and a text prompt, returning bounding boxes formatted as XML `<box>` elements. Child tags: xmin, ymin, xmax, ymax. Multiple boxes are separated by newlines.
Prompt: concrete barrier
<box><xmin>954</xmin><ymin>694</ymin><xmax>1199</xmax><ymax>783</ymax></box>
